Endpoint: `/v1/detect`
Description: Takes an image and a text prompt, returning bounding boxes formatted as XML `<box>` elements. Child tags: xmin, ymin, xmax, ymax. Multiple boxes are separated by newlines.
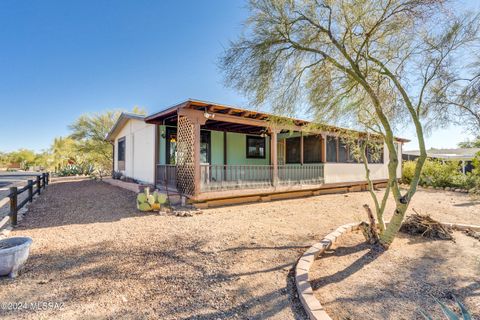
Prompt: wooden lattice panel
<box><xmin>176</xmin><ymin>115</ymin><xmax>196</xmax><ymax>196</ymax></box>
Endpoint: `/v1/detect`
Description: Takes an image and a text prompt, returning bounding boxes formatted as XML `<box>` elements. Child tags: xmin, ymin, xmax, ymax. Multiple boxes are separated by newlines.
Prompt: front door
<box><xmin>165</xmin><ymin>128</ymin><xmax>211</xmax><ymax>165</ymax></box>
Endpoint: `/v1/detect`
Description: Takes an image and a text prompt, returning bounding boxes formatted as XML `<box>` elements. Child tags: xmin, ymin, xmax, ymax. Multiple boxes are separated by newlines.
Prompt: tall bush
<box><xmin>403</xmin><ymin>159</ymin><xmax>479</xmax><ymax>189</ymax></box>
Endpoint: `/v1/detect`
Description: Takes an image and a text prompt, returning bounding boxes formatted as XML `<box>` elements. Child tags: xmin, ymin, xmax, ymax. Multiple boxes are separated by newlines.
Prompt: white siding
<box><xmin>324</xmin><ymin>141</ymin><xmax>403</xmax><ymax>184</ymax></box>
<box><xmin>113</xmin><ymin>119</ymin><xmax>155</xmax><ymax>184</ymax></box>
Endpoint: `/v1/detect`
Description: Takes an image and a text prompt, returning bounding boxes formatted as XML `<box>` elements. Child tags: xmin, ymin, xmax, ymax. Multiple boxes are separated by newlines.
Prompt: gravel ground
<box><xmin>0</xmin><ymin>179</ymin><xmax>479</xmax><ymax>319</ymax></box>
<box><xmin>310</xmin><ymin>231</ymin><xmax>480</xmax><ymax>320</ymax></box>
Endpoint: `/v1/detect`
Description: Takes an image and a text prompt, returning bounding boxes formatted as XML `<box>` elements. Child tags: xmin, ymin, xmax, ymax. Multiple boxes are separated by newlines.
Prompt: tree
<box><xmin>50</xmin><ymin>137</ymin><xmax>79</xmax><ymax>171</ymax></box>
<box><xmin>458</xmin><ymin>136</ymin><xmax>480</xmax><ymax>148</ymax></box>
<box><xmin>221</xmin><ymin>0</ymin><xmax>480</xmax><ymax>247</ymax></box>
<box><xmin>7</xmin><ymin>149</ymin><xmax>37</xmax><ymax>170</ymax></box>
<box><xmin>68</xmin><ymin>106</ymin><xmax>146</xmax><ymax>178</ymax></box>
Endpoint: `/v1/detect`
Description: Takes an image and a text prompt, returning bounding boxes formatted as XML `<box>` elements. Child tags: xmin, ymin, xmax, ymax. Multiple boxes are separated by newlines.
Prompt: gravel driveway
<box><xmin>0</xmin><ymin>179</ymin><xmax>478</xmax><ymax>319</ymax></box>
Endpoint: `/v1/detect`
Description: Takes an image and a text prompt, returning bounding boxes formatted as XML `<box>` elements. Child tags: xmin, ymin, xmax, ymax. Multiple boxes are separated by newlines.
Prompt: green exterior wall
<box><xmin>211</xmin><ymin>130</ymin><xmax>224</xmax><ymax>165</ymax></box>
<box><xmin>156</xmin><ymin>125</ymin><xmax>270</xmax><ymax>165</ymax></box>
<box><xmin>224</xmin><ymin>132</ymin><xmax>270</xmax><ymax>165</ymax></box>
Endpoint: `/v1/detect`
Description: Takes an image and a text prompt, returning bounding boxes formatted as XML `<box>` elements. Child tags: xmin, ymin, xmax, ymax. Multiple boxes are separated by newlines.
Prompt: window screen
<box><xmin>367</xmin><ymin>144</ymin><xmax>384</xmax><ymax>163</ymax></box>
<box><xmin>326</xmin><ymin>136</ymin><xmax>337</xmax><ymax>162</ymax></box>
<box><xmin>338</xmin><ymin>139</ymin><xmax>349</xmax><ymax>163</ymax></box>
<box><xmin>303</xmin><ymin>135</ymin><xmax>322</xmax><ymax>163</ymax></box>
<box><xmin>286</xmin><ymin>137</ymin><xmax>301</xmax><ymax>163</ymax></box>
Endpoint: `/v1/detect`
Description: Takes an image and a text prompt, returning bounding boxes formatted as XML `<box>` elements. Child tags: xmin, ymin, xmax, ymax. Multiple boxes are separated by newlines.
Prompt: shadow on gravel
<box><xmin>309</xmin><ymin>234</ymin><xmax>480</xmax><ymax>319</ymax></box>
<box><xmin>0</xmin><ymin>234</ymin><xmax>308</xmax><ymax>319</ymax></box>
<box><xmin>13</xmin><ymin>179</ymin><xmax>154</xmax><ymax>230</ymax></box>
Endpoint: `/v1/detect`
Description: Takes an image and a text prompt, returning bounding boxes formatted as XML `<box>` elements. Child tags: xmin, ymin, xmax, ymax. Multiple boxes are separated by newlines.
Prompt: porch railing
<box><xmin>200</xmin><ymin>164</ymin><xmax>273</xmax><ymax>192</ymax></box>
<box><xmin>278</xmin><ymin>164</ymin><xmax>324</xmax><ymax>185</ymax></box>
<box><xmin>156</xmin><ymin>164</ymin><xmax>177</xmax><ymax>189</ymax></box>
<box><xmin>157</xmin><ymin>163</ymin><xmax>325</xmax><ymax>193</ymax></box>
<box><xmin>200</xmin><ymin>164</ymin><xmax>324</xmax><ymax>192</ymax></box>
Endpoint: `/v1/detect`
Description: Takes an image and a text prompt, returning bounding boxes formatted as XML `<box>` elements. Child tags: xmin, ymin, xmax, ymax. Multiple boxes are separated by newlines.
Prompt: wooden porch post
<box><xmin>223</xmin><ymin>131</ymin><xmax>227</xmax><ymax>180</ymax></box>
<box><xmin>321</xmin><ymin>134</ymin><xmax>326</xmax><ymax>163</ymax></box>
<box><xmin>270</xmin><ymin>129</ymin><xmax>279</xmax><ymax>187</ymax></box>
<box><xmin>154</xmin><ymin>125</ymin><xmax>159</xmax><ymax>185</ymax></box>
<box><xmin>300</xmin><ymin>131</ymin><xmax>304</xmax><ymax>165</ymax></box>
<box><xmin>193</xmin><ymin>121</ymin><xmax>201</xmax><ymax>196</ymax></box>
<box><xmin>177</xmin><ymin>108</ymin><xmax>207</xmax><ymax>198</ymax></box>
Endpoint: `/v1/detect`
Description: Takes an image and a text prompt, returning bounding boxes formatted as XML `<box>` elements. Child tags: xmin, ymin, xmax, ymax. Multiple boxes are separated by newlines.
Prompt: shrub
<box><xmin>403</xmin><ymin>159</ymin><xmax>479</xmax><ymax>189</ymax></box>
<box><xmin>402</xmin><ymin>161</ymin><xmax>416</xmax><ymax>184</ymax></box>
<box><xmin>57</xmin><ymin>164</ymin><xmax>94</xmax><ymax>177</ymax></box>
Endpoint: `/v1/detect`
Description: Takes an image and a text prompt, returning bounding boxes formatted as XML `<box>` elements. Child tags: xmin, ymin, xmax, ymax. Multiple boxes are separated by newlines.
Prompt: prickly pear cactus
<box><xmin>136</xmin><ymin>188</ymin><xmax>168</xmax><ymax>212</ymax></box>
<box><xmin>156</xmin><ymin>192</ymin><xmax>167</xmax><ymax>204</ymax></box>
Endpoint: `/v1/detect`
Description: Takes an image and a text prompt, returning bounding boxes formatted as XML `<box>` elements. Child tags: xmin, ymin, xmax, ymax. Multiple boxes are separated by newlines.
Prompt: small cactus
<box><xmin>136</xmin><ymin>188</ymin><xmax>168</xmax><ymax>212</ymax></box>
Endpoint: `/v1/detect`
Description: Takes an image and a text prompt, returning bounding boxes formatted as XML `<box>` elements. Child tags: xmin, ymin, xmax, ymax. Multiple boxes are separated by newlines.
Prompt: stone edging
<box><xmin>295</xmin><ymin>221</ymin><xmax>480</xmax><ymax>320</ymax></box>
<box><xmin>295</xmin><ymin>222</ymin><xmax>362</xmax><ymax>320</ymax></box>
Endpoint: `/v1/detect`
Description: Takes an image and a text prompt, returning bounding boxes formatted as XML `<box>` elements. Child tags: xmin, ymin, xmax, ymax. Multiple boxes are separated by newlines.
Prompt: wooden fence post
<box><xmin>9</xmin><ymin>187</ymin><xmax>18</xmax><ymax>226</ymax></box>
<box><xmin>28</xmin><ymin>180</ymin><xmax>33</xmax><ymax>202</ymax></box>
<box><xmin>36</xmin><ymin>175</ymin><xmax>41</xmax><ymax>195</ymax></box>
<box><xmin>41</xmin><ymin>173</ymin><xmax>46</xmax><ymax>189</ymax></box>
<box><xmin>46</xmin><ymin>172</ymin><xmax>50</xmax><ymax>185</ymax></box>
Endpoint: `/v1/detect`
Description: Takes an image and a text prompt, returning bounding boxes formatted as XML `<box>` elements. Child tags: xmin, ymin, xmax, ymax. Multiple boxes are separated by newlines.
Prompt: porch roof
<box><xmin>144</xmin><ymin>99</ymin><xmax>410</xmax><ymax>142</ymax></box>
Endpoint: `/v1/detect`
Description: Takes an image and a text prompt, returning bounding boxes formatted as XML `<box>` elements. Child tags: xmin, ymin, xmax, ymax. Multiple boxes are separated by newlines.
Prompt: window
<box><xmin>286</xmin><ymin>137</ymin><xmax>301</xmax><ymax>163</ymax></box>
<box><xmin>326</xmin><ymin>136</ymin><xmax>337</xmax><ymax>162</ymax></box>
<box><xmin>246</xmin><ymin>136</ymin><xmax>266</xmax><ymax>159</ymax></box>
<box><xmin>338</xmin><ymin>138</ymin><xmax>349</xmax><ymax>163</ymax></box>
<box><xmin>303</xmin><ymin>135</ymin><xmax>322</xmax><ymax>163</ymax></box>
<box><xmin>117</xmin><ymin>137</ymin><xmax>126</xmax><ymax>170</ymax></box>
<box><xmin>200</xmin><ymin>131</ymin><xmax>211</xmax><ymax>164</ymax></box>
<box><xmin>366</xmin><ymin>144</ymin><xmax>384</xmax><ymax>163</ymax></box>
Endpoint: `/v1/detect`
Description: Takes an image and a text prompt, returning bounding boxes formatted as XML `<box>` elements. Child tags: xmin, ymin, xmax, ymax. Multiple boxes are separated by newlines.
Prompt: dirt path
<box><xmin>0</xmin><ymin>180</ymin><xmax>478</xmax><ymax>319</ymax></box>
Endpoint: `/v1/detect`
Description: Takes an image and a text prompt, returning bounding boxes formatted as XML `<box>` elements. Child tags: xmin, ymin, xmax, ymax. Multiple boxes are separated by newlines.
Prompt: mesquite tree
<box><xmin>221</xmin><ymin>0</ymin><xmax>480</xmax><ymax>247</ymax></box>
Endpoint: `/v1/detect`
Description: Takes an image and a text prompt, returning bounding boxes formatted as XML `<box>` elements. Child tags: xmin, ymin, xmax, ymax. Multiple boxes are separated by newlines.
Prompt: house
<box><xmin>106</xmin><ymin>99</ymin><xmax>408</xmax><ymax>207</ymax></box>
<box><xmin>403</xmin><ymin>148</ymin><xmax>480</xmax><ymax>174</ymax></box>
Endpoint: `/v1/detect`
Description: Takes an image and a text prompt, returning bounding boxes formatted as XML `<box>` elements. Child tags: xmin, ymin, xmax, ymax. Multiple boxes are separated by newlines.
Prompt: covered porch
<box><xmin>146</xmin><ymin>100</ymin><xmax>328</xmax><ymax>200</ymax></box>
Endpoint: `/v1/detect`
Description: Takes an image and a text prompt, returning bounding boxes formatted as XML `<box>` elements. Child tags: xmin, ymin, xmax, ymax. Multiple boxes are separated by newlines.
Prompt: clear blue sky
<box><xmin>0</xmin><ymin>0</ymin><xmax>477</xmax><ymax>152</ymax></box>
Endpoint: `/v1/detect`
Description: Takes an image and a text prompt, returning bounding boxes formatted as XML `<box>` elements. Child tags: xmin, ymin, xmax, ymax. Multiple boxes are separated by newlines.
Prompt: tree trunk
<box><xmin>361</xmin><ymin>204</ymin><xmax>380</xmax><ymax>244</ymax></box>
<box><xmin>379</xmin><ymin>204</ymin><xmax>407</xmax><ymax>248</ymax></box>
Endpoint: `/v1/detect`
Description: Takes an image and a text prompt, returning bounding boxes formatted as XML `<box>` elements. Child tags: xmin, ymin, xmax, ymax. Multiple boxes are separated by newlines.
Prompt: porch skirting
<box><xmin>190</xmin><ymin>179</ymin><xmax>389</xmax><ymax>209</ymax></box>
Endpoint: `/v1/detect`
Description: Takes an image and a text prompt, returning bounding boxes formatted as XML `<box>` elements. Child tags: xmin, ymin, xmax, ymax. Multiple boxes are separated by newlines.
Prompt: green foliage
<box><xmin>403</xmin><ymin>159</ymin><xmax>480</xmax><ymax>190</ymax></box>
<box><xmin>458</xmin><ymin>137</ymin><xmax>480</xmax><ymax>148</ymax></box>
<box><xmin>68</xmin><ymin>107</ymin><xmax>146</xmax><ymax>179</ymax></box>
<box><xmin>57</xmin><ymin>164</ymin><xmax>94</xmax><ymax>177</ymax></box>
<box><xmin>4</xmin><ymin>149</ymin><xmax>37</xmax><ymax>170</ymax></box>
<box><xmin>419</xmin><ymin>296</ymin><xmax>472</xmax><ymax>320</ymax></box>
<box><xmin>136</xmin><ymin>188</ymin><xmax>168</xmax><ymax>212</ymax></box>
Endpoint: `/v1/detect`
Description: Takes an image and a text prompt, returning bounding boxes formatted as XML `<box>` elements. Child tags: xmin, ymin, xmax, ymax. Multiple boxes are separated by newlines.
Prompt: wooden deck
<box><xmin>189</xmin><ymin>179</ymin><xmax>388</xmax><ymax>208</ymax></box>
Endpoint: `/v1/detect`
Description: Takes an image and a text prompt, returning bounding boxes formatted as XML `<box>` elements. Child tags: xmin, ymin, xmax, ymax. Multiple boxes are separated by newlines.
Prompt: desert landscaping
<box><xmin>0</xmin><ymin>179</ymin><xmax>478</xmax><ymax>319</ymax></box>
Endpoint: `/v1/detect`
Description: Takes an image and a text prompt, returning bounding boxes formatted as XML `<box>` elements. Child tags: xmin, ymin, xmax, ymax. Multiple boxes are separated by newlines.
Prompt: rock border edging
<box><xmin>295</xmin><ymin>221</ymin><xmax>480</xmax><ymax>320</ymax></box>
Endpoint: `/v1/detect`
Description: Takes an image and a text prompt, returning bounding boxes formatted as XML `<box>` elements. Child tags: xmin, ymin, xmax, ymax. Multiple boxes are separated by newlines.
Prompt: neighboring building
<box><xmin>403</xmin><ymin>148</ymin><xmax>480</xmax><ymax>173</ymax></box>
<box><xmin>106</xmin><ymin>99</ymin><xmax>408</xmax><ymax>207</ymax></box>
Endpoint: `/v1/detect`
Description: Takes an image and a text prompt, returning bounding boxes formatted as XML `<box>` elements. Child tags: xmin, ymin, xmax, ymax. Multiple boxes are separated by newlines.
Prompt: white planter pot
<box><xmin>0</xmin><ymin>237</ymin><xmax>33</xmax><ymax>278</ymax></box>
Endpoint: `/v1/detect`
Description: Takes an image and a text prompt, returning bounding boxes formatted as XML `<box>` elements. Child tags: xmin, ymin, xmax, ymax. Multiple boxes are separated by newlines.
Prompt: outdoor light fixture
<box><xmin>203</xmin><ymin>111</ymin><xmax>215</xmax><ymax>119</ymax></box>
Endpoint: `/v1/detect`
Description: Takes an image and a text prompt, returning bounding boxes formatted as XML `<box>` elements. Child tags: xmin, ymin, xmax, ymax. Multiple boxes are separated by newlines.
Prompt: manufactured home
<box><xmin>106</xmin><ymin>99</ymin><xmax>407</xmax><ymax>207</ymax></box>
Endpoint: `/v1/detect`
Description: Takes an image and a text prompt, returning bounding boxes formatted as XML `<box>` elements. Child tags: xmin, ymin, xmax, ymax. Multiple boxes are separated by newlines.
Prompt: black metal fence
<box><xmin>7</xmin><ymin>172</ymin><xmax>49</xmax><ymax>225</ymax></box>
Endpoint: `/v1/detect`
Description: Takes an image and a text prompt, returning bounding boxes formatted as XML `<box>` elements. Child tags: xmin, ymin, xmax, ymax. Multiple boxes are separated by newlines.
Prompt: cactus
<box><xmin>136</xmin><ymin>188</ymin><xmax>168</xmax><ymax>212</ymax></box>
<box><xmin>156</xmin><ymin>192</ymin><xmax>167</xmax><ymax>204</ymax></box>
<box><xmin>138</xmin><ymin>202</ymin><xmax>152</xmax><ymax>212</ymax></box>
<box><xmin>419</xmin><ymin>296</ymin><xmax>472</xmax><ymax>320</ymax></box>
